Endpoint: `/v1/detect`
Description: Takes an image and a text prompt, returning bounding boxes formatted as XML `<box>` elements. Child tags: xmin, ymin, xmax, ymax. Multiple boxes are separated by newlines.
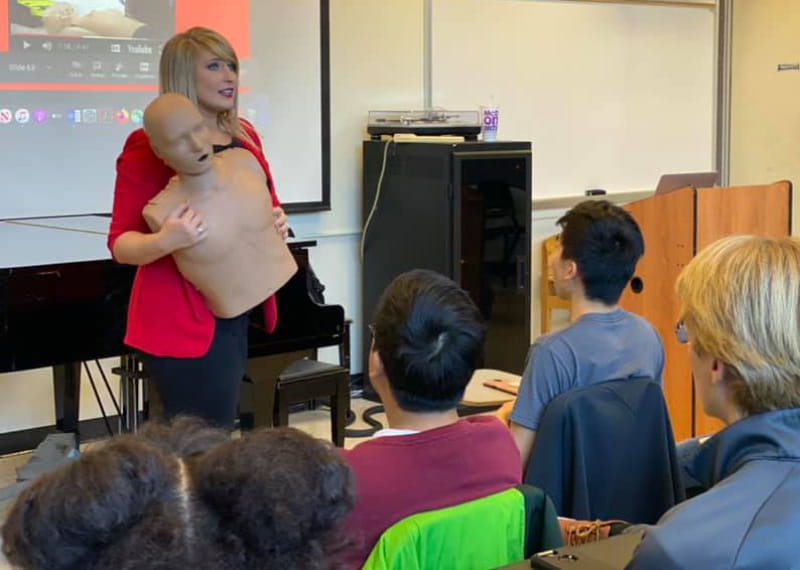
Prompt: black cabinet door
<box><xmin>362</xmin><ymin>141</ymin><xmax>531</xmax><ymax>379</ymax></box>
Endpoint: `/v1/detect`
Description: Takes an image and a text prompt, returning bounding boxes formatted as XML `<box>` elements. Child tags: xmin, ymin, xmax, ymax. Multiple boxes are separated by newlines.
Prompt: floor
<box><xmin>0</xmin><ymin>397</ymin><xmax>388</xmax><ymax>568</ymax></box>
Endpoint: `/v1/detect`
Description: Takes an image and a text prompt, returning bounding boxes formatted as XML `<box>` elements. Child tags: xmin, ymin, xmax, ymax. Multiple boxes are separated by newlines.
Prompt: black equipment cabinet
<box><xmin>362</xmin><ymin>140</ymin><xmax>532</xmax><ymax>379</ymax></box>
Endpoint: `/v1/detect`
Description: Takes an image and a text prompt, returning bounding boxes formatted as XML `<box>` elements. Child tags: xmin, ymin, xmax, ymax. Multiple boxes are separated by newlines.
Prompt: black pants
<box><xmin>140</xmin><ymin>314</ymin><xmax>249</xmax><ymax>430</ymax></box>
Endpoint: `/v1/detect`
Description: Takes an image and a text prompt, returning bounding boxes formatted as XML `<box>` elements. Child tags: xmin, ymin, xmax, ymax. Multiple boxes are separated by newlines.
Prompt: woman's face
<box><xmin>194</xmin><ymin>48</ymin><xmax>238</xmax><ymax>119</ymax></box>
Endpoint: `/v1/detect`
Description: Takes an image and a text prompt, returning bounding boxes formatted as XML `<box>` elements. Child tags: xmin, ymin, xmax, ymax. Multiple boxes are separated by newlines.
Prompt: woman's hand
<box><xmin>273</xmin><ymin>206</ymin><xmax>290</xmax><ymax>241</ymax></box>
<box><xmin>158</xmin><ymin>202</ymin><xmax>208</xmax><ymax>252</ymax></box>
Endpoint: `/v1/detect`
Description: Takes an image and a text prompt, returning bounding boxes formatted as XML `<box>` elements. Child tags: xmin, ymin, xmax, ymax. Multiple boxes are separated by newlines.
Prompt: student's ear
<box><xmin>563</xmin><ymin>259</ymin><xmax>578</xmax><ymax>281</ymax></box>
<box><xmin>710</xmin><ymin>359</ymin><xmax>726</xmax><ymax>386</ymax></box>
<box><xmin>368</xmin><ymin>346</ymin><xmax>386</xmax><ymax>383</ymax></box>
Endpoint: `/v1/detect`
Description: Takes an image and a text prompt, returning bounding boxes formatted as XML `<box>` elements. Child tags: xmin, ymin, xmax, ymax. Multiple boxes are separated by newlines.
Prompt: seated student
<box><xmin>2</xmin><ymin>418</ymin><xmax>355</xmax><ymax>570</ymax></box>
<box><xmin>627</xmin><ymin>236</ymin><xmax>800</xmax><ymax>569</ymax></box>
<box><xmin>504</xmin><ymin>200</ymin><xmax>664</xmax><ymax>466</ymax></box>
<box><xmin>341</xmin><ymin>269</ymin><xmax>522</xmax><ymax>567</ymax></box>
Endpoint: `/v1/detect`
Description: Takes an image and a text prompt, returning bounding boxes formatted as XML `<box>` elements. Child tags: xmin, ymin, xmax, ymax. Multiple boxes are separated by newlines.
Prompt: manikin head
<box><xmin>143</xmin><ymin>93</ymin><xmax>214</xmax><ymax>176</ymax></box>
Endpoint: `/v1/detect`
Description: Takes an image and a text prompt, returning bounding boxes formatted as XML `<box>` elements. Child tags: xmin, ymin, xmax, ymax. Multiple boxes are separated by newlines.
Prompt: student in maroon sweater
<box><xmin>341</xmin><ymin>270</ymin><xmax>522</xmax><ymax>567</ymax></box>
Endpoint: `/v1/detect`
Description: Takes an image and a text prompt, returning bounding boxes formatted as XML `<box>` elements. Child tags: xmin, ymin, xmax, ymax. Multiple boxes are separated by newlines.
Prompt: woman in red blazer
<box><xmin>107</xmin><ymin>27</ymin><xmax>289</xmax><ymax>429</ymax></box>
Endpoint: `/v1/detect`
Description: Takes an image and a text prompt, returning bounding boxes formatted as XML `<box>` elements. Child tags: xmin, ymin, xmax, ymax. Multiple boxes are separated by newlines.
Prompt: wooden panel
<box><xmin>696</xmin><ymin>182</ymin><xmax>792</xmax><ymax>248</ymax></box>
<box><xmin>694</xmin><ymin>181</ymin><xmax>792</xmax><ymax>435</ymax></box>
<box><xmin>621</xmin><ymin>188</ymin><xmax>695</xmax><ymax>441</ymax></box>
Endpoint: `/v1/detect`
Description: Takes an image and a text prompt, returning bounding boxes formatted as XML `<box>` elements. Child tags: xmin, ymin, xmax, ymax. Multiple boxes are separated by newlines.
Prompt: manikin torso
<box><xmin>143</xmin><ymin>147</ymin><xmax>297</xmax><ymax>318</ymax></box>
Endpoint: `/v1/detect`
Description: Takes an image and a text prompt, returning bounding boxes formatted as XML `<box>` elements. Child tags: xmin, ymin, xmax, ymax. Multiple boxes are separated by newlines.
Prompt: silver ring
<box><xmin>197</xmin><ymin>225</ymin><xmax>206</xmax><ymax>234</ymax></box>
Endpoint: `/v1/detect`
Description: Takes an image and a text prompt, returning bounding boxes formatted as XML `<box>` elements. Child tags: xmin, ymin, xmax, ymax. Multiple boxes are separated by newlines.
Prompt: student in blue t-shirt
<box><xmin>505</xmin><ymin>200</ymin><xmax>664</xmax><ymax>468</ymax></box>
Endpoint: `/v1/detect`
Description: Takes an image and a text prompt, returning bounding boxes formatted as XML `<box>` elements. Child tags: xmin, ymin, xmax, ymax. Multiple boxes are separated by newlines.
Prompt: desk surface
<box><xmin>0</xmin><ymin>216</ymin><xmax>111</xmax><ymax>268</ymax></box>
<box><xmin>462</xmin><ymin>368</ymin><xmax>520</xmax><ymax>407</ymax></box>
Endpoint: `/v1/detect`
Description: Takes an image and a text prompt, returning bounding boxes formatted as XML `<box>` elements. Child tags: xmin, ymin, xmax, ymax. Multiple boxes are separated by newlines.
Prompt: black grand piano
<box><xmin>0</xmin><ymin>216</ymin><xmax>346</xmax><ymax>447</ymax></box>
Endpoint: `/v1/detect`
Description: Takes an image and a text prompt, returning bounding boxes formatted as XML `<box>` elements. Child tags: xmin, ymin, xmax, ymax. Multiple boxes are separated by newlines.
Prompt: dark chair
<box><xmin>525</xmin><ymin>377</ymin><xmax>684</xmax><ymax>524</ymax></box>
<box><xmin>273</xmin><ymin>358</ymin><xmax>350</xmax><ymax>447</ymax></box>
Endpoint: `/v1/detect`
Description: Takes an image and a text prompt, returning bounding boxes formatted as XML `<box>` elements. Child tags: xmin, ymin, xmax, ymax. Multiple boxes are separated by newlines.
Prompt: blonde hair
<box><xmin>675</xmin><ymin>235</ymin><xmax>800</xmax><ymax>415</ymax></box>
<box><xmin>159</xmin><ymin>27</ymin><xmax>247</xmax><ymax>142</ymax></box>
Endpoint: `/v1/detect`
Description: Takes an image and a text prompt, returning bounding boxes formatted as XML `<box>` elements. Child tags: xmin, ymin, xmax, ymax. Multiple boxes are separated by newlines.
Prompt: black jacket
<box><xmin>524</xmin><ymin>378</ymin><xmax>684</xmax><ymax>523</ymax></box>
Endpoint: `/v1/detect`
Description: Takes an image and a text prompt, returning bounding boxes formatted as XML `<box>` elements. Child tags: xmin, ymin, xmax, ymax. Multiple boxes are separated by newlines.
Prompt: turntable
<box><xmin>367</xmin><ymin>110</ymin><xmax>481</xmax><ymax>140</ymax></box>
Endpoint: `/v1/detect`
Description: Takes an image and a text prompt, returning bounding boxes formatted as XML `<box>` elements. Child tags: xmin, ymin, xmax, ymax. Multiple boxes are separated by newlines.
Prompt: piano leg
<box><xmin>53</xmin><ymin>362</ymin><xmax>81</xmax><ymax>433</ymax></box>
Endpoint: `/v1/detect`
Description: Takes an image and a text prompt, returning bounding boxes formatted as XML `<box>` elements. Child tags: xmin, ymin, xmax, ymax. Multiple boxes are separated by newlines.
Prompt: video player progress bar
<box><xmin>0</xmin><ymin>83</ymin><xmax>158</xmax><ymax>92</ymax></box>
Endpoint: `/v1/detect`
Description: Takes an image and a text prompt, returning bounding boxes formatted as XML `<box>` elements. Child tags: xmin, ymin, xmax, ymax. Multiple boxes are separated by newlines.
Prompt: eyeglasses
<box><xmin>674</xmin><ymin>321</ymin><xmax>688</xmax><ymax>345</ymax></box>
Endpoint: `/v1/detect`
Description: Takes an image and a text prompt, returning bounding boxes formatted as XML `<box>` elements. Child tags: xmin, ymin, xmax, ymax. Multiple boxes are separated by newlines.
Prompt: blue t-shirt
<box><xmin>510</xmin><ymin>308</ymin><xmax>664</xmax><ymax>431</ymax></box>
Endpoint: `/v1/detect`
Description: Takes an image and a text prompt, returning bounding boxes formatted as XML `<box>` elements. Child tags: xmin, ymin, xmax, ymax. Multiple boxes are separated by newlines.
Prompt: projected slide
<box><xmin>0</xmin><ymin>0</ymin><xmax>328</xmax><ymax>218</ymax></box>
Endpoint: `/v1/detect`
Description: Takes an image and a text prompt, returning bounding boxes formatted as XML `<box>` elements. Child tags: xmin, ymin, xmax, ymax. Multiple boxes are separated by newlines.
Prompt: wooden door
<box><xmin>621</xmin><ymin>188</ymin><xmax>696</xmax><ymax>441</ymax></box>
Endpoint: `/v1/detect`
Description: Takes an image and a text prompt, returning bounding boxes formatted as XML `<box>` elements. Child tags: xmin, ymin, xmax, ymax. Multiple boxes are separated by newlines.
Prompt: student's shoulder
<box><xmin>532</xmin><ymin>323</ymin><xmax>583</xmax><ymax>355</ymax></box>
<box><xmin>461</xmin><ymin>414</ymin><xmax>513</xmax><ymax>433</ymax></box>
<box><xmin>632</xmin><ymin>313</ymin><xmax>664</xmax><ymax>346</ymax></box>
<box><xmin>339</xmin><ymin>435</ymin><xmax>398</xmax><ymax>462</ymax></box>
<box><xmin>631</xmin><ymin>501</ymin><xmax>733</xmax><ymax>570</ymax></box>
<box><xmin>617</xmin><ymin>308</ymin><xmax>655</xmax><ymax>327</ymax></box>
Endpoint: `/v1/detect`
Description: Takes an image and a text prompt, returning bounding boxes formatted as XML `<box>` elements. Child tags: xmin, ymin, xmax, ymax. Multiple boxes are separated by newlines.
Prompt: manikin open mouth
<box><xmin>198</xmin><ymin>153</ymin><xmax>209</xmax><ymax>162</ymax></box>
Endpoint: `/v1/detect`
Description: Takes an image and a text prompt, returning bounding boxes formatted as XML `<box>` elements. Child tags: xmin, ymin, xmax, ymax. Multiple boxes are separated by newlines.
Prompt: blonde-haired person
<box><xmin>108</xmin><ymin>27</ymin><xmax>290</xmax><ymax>428</ymax></box>
<box><xmin>627</xmin><ymin>235</ymin><xmax>800</xmax><ymax>570</ymax></box>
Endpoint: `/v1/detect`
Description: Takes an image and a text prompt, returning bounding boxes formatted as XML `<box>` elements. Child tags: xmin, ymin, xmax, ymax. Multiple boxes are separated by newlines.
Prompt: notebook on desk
<box><xmin>530</xmin><ymin>530</ymin><xmax>645</xmax><ymax>570</ymax></box>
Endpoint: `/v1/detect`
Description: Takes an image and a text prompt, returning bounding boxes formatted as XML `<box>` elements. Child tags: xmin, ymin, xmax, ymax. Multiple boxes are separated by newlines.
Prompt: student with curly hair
<box><xmin>2</xmin><ymin>419</ymin><xmax>355</xmax><ymax>570</ymax></box>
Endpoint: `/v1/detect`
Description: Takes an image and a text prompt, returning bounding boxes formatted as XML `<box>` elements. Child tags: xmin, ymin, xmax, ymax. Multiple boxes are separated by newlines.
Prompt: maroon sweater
<box><xmin>340</xmin><ymin>416</ymin><xmax>522</xmax><ymax>567</ymax></box>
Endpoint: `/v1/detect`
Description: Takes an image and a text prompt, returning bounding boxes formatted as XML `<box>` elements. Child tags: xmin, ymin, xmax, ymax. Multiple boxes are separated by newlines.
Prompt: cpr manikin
<box><xmin>142</xmin><ymin>93</ymin><xmax>296</xmax><ymax>318</ymax></box>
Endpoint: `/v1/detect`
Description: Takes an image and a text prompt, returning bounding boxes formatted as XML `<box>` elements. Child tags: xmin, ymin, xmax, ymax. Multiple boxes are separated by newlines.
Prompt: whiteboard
<box><xmin>242</xmin><ymin>0</ymin><xmax>329</xmax><ymax>212</ymax></box>
<box><xmin>432</xmin><ymin>0</ymin><xmax>716</xmax><ymax>198</ymax></box>
<box><xmin>0</xmin><ymin>0</ymin><xmax>329</xmax><ymax>219</ymax></box>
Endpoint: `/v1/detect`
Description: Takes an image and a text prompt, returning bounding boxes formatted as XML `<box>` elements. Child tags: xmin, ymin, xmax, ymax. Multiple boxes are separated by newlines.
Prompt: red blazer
<box><xmin>107</xmin><ymin>121</ymin><xmax>281</xmax><ymax>358</ymax></box>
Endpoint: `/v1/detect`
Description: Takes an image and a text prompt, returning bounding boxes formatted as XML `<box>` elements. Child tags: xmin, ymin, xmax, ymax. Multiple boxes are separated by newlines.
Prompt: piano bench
<box><xmin>274</xmin><ymin>359</ymin><xmax>350</xmax><ymax>447</ymax></box>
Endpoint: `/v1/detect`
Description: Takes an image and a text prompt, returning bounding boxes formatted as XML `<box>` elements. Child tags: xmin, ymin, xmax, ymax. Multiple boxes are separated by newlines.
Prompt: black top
<box><xmin>212</xmin><ymin>139</ymin><xmax>246</xmax><ymax>154</ymax></box>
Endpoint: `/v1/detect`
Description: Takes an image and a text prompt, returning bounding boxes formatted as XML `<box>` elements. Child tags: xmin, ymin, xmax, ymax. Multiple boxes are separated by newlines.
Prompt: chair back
<box><xmin>525</xmin><ymin>378</ymin><xmax>684</xmax><ymax>524</ymax></box>
<box><xmin>362</xmin><ymin>486</ymin><xmax>561</xmax><ymax>570</ymax></box>
<box><xmin>540</xmin><ymin>234</ymin><xmax>571</xmax><ymax>334</ymax></box>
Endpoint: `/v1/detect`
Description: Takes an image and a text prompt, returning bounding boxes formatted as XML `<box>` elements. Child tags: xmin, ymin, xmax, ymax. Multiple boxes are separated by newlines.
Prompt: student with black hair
<box><xmin>341</xmin><ymin>269</ymin><xmax>521</xmax><ymax>567</ymax></box>
<box><xmin>506</xmin><ymin>200</ymin><xmax>664</xmax><ymax>467</ymax></box>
